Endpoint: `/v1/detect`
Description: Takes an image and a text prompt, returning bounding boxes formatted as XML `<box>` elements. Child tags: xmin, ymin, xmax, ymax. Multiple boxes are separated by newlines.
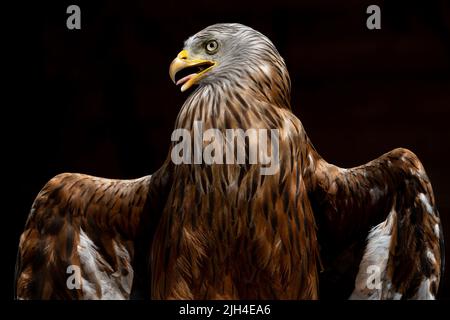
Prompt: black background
<box><xmin>4</xmin><ymin>0</ymin><xmax>450</xmax><ymax>300</ymax></box>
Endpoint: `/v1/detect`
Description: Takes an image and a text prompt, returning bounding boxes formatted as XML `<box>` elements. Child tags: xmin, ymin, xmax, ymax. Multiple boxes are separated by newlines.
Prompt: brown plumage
<box><xmin>15</xmin><ymin>23</ymin><xmax>444</xmax><ymax>300</ymax></box>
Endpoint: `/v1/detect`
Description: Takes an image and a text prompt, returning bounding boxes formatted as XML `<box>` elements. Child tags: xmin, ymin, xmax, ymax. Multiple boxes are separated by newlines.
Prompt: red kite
<box><xmin>15</xmin><ymin>23</ymin><xmax>444</xmax><ymax>300</ymax></box>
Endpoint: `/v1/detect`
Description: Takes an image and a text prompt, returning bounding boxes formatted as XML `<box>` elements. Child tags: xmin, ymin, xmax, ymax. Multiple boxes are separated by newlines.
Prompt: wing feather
<box><xmin>15</xmin><ymin>164</ymin><xmax>171</xmax><ymax>299</ymax></box>
<box><xmin>305</xmin><ymin>146</ymin><xmax>443</xmax><ymax>299</ymax></box>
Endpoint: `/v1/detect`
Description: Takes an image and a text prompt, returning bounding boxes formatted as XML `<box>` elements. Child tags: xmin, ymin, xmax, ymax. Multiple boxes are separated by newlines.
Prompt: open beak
<box><xmin>169</xmin><ymin>50</ymin><xmax>216</xmax><ymax>92</ymax></box>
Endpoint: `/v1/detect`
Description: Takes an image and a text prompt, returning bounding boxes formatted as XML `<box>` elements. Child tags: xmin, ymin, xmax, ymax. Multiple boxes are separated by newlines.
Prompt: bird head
<box><xmin>169</xmin><ymin>23</ymin><xmax>289</xmax><ymax>95</ymax></box>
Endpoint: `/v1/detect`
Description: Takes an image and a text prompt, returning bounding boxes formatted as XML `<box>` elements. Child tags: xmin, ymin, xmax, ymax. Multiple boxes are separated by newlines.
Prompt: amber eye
<box><xmin>205</xmin><ymin>40</ymin><xmax>219</xmax><ymax>54</ymax></box>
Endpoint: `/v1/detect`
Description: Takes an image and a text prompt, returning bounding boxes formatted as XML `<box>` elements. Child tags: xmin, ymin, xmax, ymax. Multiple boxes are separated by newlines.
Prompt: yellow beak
<box><xmin>169</xmin><ymin>50</ymin><xmax>216</xmax><ymax>92</ymax></box>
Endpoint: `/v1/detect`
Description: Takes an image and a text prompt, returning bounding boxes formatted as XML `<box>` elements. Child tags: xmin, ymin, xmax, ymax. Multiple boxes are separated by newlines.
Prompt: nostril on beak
<box><xmin>177</xmin><ymin>50</ymin><xmax>189</xmax><ymax>60</ymax></box>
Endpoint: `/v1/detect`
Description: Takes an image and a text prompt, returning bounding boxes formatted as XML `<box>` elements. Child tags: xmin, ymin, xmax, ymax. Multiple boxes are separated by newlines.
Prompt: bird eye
<box><xmin>205</xmin><ymin>40</ymin><xmax>219</xmax><ymax>54</ymax></box>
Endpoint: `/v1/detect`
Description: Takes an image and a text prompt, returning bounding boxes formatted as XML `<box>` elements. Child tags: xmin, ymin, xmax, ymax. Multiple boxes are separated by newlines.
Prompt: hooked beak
<box><xmin>169</xmin><ymin>50</ymin><xmax>216</xmax><ymax>92</ymax></box>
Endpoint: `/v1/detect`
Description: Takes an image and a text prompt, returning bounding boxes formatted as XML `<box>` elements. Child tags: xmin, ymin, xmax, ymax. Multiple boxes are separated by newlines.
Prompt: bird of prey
<box><xmin>15</xmin><ymin>23</ymin><xmax>444</xmax><ymax>300</ymax></box>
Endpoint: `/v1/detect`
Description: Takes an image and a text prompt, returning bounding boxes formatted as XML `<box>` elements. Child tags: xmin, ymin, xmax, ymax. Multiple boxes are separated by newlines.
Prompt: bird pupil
<box><xmin>207</xmin><ymin>41</ymin><xmax>216</xmax><ymax>51</ymax></box>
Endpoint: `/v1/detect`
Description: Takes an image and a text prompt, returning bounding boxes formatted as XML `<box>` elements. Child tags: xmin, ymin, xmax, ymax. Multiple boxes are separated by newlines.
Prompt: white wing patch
<box><xmin>77</xmin><ymin>229</ymin><xmax>133</xmax><ymax>300</ymax></box>
<box><xmin>413</xmin><ymin>276</ymin><xmax>437</xmax><ymax>300</ymax></box>
<box><xmin>350</xmin><ymin>202</ymin><xmax>438</xmax><ymax>300</ymax></box>
<box><xmin>418</xmin><ymin>193</ymin><xmax>434</xmax><ymax>215</ymax></box>
<box><xmin>434</xmin><ymin>224</ymin><xmax>440</xmax><ymax>239</ymax></box>
<box><xmin>426</xmin><ymin>249</ymin><xmax>437</xmax><ymax>265</ymax></box>
<box><xmin>350</xmin><ymin>206</ymin><xmax>402</xmax><ymax>300</ymax></box>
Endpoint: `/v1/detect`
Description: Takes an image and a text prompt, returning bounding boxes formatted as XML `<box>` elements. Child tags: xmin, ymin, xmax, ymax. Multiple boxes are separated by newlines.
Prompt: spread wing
<box><xmin>15</xmin><ymin>164</ymin><xmax>172</xmax><ymax>299</ymax></box>
<box><xmin>305</xmin><ymin>146</ymin><xmax>444</xmax><ymax>299</ymax></box>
